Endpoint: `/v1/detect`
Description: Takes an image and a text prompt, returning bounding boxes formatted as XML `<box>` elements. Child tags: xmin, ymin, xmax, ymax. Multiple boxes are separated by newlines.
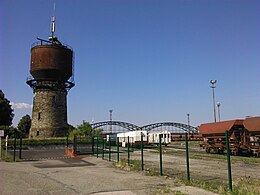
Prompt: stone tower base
<box><xmin>30</xmin><ymin>127</ymin><xmax>68</xmax><ymax>139</ymax></box>
<box><xmin>29</xmin><ymin>89</ymin><xmax>68</xmax><ymax>139</ymax></box>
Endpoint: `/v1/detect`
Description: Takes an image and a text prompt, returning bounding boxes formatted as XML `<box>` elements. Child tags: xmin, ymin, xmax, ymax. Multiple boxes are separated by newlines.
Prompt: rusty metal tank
<box><xmin>30</xmin><ymin>44</ymin><xmax>73</xmax><ymax>81</ymax></box>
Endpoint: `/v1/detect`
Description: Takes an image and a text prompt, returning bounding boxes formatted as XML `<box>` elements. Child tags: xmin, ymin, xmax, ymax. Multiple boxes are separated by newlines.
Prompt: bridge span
<box><xmin>91</xmin><ymin>121</ymin><xmax>199</xmax><ymax>134</ymax></box>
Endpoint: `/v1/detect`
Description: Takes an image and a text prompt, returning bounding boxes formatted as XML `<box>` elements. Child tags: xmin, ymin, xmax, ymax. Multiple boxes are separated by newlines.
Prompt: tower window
<box><xmin>52</xmin><ymin>95</ymin><xmax>56</xmax><ymax>106</ymax></box>
<box><xmin>38</xmin><ymin>112</ymin><xmax>41</xmax><ymax>120</ymax></box>
<box><xmin>36</xmin><ymin>131</ymin><xmax>39</xmax><ymax>136</ymax></box>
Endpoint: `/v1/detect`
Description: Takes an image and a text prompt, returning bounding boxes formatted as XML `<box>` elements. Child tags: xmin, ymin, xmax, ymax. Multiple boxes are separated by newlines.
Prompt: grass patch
<box><xmin>190</xmin><ymin>153</ymin><xmax>260</xmax><ymax>166</ymax></box>
<box><xmin>233</xmin><ymin>156</ymin><xmax>260</xmax><ymax>166</ymax></box>
<box><xmin>0</xmin><ymin>148</ymin><xmax>20</xmax><ymax>162</ymax></box>
<box><xmin>1</xmin><ymin>152</ymin><xmax>13</xmax><ymax>162</ymax></box>
<box><xmin>113</xmin><ymin>159</ymin><xmax>142</xmax><ymax>171</ymax></box>
<box><xmin>184</xmin><ymin>179</ymin><xmax>224</xmax><ymax>194</ymax></box>
<box><xmin>172</xmin><ymin>191</ymin><xmax>186</xmax><ymax>195</ymax></box>
<box><xmin>23</xmin><ymin>138</ymin><xmax>69</xmax><ymax>145</ymax></box>
<box><xmin>144</xmin><ymin>168</ymin><xmax>160</xmax><ymax>176</ymax></box>
<box><xmin>230</xmin><ymin>177</ymin><xmax>260</xmax><ymax>195</ymax></box>
<box><xmin>3</xmin><ymin>137</ymin><xmax>70</xmax><ymax>147</ymax></box>
<box><xmin>152</xmin><ymin>186</ymin><xmax>179</xmax><ymax>195</ymax></box>
<box><xmin>128</xmin><ymin>159</ymin><xmax>142</xmax><ymax>171</ymax></box>
<box><xmin>176</xmin><ymin>176</ymin><xmax>260</xmax><ymax>195</ymax></box>
<box><xmin>113</xmin><ymin>158</ymin><xmax>161</xmax><ymax>176</ymax></box>
<box><xmin>192</xmin><ymin>153</ymin><xmax>227</xmax><ymax>161</ymax></box>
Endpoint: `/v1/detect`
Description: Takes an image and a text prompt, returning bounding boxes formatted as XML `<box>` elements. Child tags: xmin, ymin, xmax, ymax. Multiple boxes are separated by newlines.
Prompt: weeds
<box><xmin>144</xmin><ymin>168</ymin><xmax>160</xmax><ymax>176</ymax></box>
<box><xmin>229</xmin><ymin>177</ymin><xmax>260</xmax><ymax>195</ymax></box>
<box><xmin>177</xmin><ymin>176</ymin><xmax>260</xmax><ymax>195</ymax></box>
<box><xmin>1</xmin><ymin>148</ymin><xmax>15</xmax><ymax>162</ymax></box>
<box><xmin>152</xmin><ymin>186</ymin><xmax>178</xmax><ymax>195</ymax></box>
<box><xmin>183</xmin><ymin>179</ymin><xmax>223</xmax><ymax>194</ymax></box>
<box><xmin>113</xmin><ymin>159</ymin><xmax>141</xmax><ymax>171</ymax></box>
<box><xmin>235</xmin><ymin>156</ymin><xmax>260</xmax><ymax>166</ymax></box>
<box><xmin>172</xmin><ymin>191</ymin><xmax>186</xmax><ymax>195</ymax></box>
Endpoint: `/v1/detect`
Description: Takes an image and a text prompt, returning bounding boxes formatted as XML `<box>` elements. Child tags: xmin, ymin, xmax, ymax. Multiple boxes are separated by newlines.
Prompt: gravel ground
<box><xmin>121</xmin><ymin>144</ymin><xmax>260</xmax><ymax>184</ymax></box>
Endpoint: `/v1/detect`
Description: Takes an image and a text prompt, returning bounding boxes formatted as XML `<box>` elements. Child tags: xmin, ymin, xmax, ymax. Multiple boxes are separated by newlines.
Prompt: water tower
<box><xmin>27</xmin><ymin>16</ymin><xmax>75</xmax><ymax>139</ymax></box>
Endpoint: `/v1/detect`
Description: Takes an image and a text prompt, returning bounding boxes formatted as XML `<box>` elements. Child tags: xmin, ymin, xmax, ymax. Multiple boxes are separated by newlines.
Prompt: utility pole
<box><xmin>109</xmin><ymin>109</ymin><xmax>113</xmax><ymax>133</ymax></box>
<box><xmin>186</xmin><ymin>114</ymin><xmax>190</xmax><ymax>181</ymax></box>
<box><xmin>217</xmin><ymin>102</ymin><xmax>221</xmax><ymax>122</ymax></box>
<box><xmin>210</xmin><ymin>80</ymin><xmax>217</xmax><ymax>122</ymax></box>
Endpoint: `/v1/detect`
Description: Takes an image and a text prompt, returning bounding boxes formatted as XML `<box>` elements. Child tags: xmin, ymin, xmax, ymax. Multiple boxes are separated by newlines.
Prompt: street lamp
<box><xmin>217</xmin><ymin>102</ymin><xmax>221</xmax><ymax>122</ymax></box>
<box><xmin>210</xmin><ymin>80</ymin><xmax>217</xmax><ymax>122</ymax></box>
<box><xmin>109</xmin><ymin>109</ymin><xmax>113</xmax><ymax>133</ymax></box>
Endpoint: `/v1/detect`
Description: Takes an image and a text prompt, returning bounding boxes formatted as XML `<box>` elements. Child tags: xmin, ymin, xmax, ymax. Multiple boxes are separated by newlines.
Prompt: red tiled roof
<box><xmin>243</xmin><ymin>117</ymin><xmax>260</xmax><ymax>131</ymax></box>
<box><xmin>199</xmin><ymin>120</ymin><xmax>244</xmax><ymax>135</ymax></box>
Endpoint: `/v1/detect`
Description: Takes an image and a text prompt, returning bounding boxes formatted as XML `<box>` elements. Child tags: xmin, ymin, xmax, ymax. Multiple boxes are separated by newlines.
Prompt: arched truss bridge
<box><xmin>91</xmin><ymin>121</ymin><xmax>141</xmax><ymax>132</ymax></box>
<box><xmin>91</xmin><ymin>121</ymin><xmax>199</xmax><ymax>134</ymax></box>
<box><xmin>141</xmin><ymin>122</ymin><xmax>198</xmax><ymax>134</ymax></box>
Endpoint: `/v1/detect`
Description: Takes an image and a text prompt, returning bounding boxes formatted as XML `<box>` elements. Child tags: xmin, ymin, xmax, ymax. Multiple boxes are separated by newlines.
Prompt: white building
<box><xmin>117</xmin><ymin>130</ymin><xmax>148</xmax><ymax>146</ymax></box>
<box><xmin>148</xmin><ymin>130</ymin><xmax>171</xmax><ymax>145</ymax></box>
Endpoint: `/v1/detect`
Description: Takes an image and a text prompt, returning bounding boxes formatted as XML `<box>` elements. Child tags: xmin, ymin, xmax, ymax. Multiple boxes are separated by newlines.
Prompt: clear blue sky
<box><xmin>1</xmin><ymin>0</ymin><xmax>260</xmax><ymax>127</ymax></box>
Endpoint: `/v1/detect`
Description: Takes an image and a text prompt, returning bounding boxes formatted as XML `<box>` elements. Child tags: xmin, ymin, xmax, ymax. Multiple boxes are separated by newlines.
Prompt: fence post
<box><xmin>13</xmin><ymin>131</ymin><xmax>17</xmax><ymax>162</ymax></box>
<box><xmin>141</xmin><ymin>133</ymin><xmax>144</xmax><ymax>171</ymax></box>
<box><xmin>66</xmin><ymin>133</ymin><xmax>69</xmax><ymax>148</ymax></box>
<box><xmin>225</xmin><ymin>131</ymin><xmax>232</xmax><ymax>191</ymax></box>
<box><xmin>5</xmin><ymin>135</ymin><xmax>8</xmax><ymax>158</ymax></box>
<box><xmin>117</xmin><ymin>137</ymin><xmax>120</xmax><ymax>162</ymax></box>
<box><xmin>185</xmin><ymin>133</ymin><xmax>190</xmax><ymax>181</ymax></box>
<box><xmin>109</xmin><ymin>137</ymin><xmax>111</xmax><ymax>161</ymax></box>
<box><xmin>159</xmin><ymin>134</ymin><xmax>163</xmax><ymax>176</ymax></box>
<box><xmin>0</xmin><ymin>135</ymin><xmax>1</xmax><ymax>159</ymax></box>
<box><xmin>19</xmin><ymin>133</ymin><xmax>22</xmax><ymax>159</ymax></box>
<box><xmin>73</xmin><ymin>135</ymin><xmax>76</xmax><ymax>154</ymax></box>
<box><xmin>96</xmin><ymin>137</ymin><xmax>99</xmax><ymax>158</ymax></box>
<box><xmin>92</xmin><ymin>135</ymin><xmax>94</xmax><ymax>154</ymax></box>
<box><xmin>128</xmin><ymin>136</ymin><xmax>130</xmax><ymax>166</ymax></box>
<box><xmin>102</xmin><ymin>138</ymin><xmax>105</xmax><ymax>159</ymax></box>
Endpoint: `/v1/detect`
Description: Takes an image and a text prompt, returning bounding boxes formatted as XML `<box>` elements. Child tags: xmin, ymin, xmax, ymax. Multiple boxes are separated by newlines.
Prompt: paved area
<box><xmin>9</xmin><ymin>147</ymin><xmax>68</xmax><ymax>161</ymax></box>
<box><xmin>0</xmin><ymin>157</ymin><xmax>219</xmax><ymax>195</ymax></box>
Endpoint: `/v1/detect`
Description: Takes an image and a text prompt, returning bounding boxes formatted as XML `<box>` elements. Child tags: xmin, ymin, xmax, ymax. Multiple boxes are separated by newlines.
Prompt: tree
<box><xmin>67</xmin><ymin>124</ymin><xmax>76</xmax><ymax>134</ymax></box>
<box><xmin>0</xmin><ymin>125</ymin><xmax>17</xmax><ymax>138</ymax></box>
<box><xmin>69</xmin><ymin>121</ymin><xmax>103</xmax><ymax>140</ymax></box>
<box><xmin>17</xmin><ymin>114</ymin><xmax>31</xmax><ymax>137</ymax></box>
<box><xmin>77</xmin><ymin>120</ymin><xmax>92</xmax><ymax>136</ymax></box>
<box><xmin>93</xmin><ymin>128</ymin><xmax>103</xmax><ymax>136</ymax></box>
<box><xmin>0</xmin><ymin>90</ymin><xmax>14</xmax><ymax>126</ymax></box>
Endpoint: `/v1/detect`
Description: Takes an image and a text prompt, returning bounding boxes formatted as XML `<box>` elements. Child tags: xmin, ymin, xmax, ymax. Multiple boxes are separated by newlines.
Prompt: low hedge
<box><xmin>1</xmin><ymin>137</ymin><xmax>96</xmax><ymax>147</ymax></box>
<box><xmin>2</xmin><ymin>138</ymin><xmax>70</xmax><ymax>147</ymax></box>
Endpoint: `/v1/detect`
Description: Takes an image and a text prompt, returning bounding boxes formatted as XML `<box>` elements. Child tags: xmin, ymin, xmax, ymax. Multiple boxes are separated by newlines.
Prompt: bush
<box><xmin>4</xmin><ymin>137</ymin><xmax>71</xmax><ymax>147</ymax></box>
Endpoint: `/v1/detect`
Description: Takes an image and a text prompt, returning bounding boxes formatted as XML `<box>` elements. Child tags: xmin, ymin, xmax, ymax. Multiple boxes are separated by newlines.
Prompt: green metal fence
<box><xmin>69</xmin><ymin>132</ymin><xmax>260</xmax><ymax>193</ymax></box>
<box><xmin>98</xmin><ymin>133</ymin><xmax>237</xmax><ymax>192</ymax></box>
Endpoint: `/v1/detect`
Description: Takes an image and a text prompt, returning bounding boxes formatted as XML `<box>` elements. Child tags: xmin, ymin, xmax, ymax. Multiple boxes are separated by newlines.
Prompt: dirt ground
<box><xmin>117</xmin><ymin>142</ymin><xmax>260</xmax><ymax>184</ymax></box>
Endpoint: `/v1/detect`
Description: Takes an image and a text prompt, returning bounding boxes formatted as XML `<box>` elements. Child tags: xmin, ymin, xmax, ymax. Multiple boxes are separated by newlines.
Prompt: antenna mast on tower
<box><xmin>51</xmin><ymin>16</ymin><xmax>55</xmax><ymax>38</ymax></box>
<box><xmin>49</xmin><ymin>2</ymin><xmax>58</xmax><ymax>43</ymax></box>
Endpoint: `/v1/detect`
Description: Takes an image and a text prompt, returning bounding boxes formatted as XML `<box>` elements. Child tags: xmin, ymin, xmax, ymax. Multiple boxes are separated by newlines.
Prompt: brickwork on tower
<box><xmin>29</xmin><ymin>88</ymin><xmax>68</xmax><ymax>139</ymax></box>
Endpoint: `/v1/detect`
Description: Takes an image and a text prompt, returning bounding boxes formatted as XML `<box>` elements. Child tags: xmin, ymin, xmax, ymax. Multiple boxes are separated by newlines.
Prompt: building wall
<box><xmin>29</xmin><ymin>89</ymin><xmax>68</xmax><ymax>139</ymax></box>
